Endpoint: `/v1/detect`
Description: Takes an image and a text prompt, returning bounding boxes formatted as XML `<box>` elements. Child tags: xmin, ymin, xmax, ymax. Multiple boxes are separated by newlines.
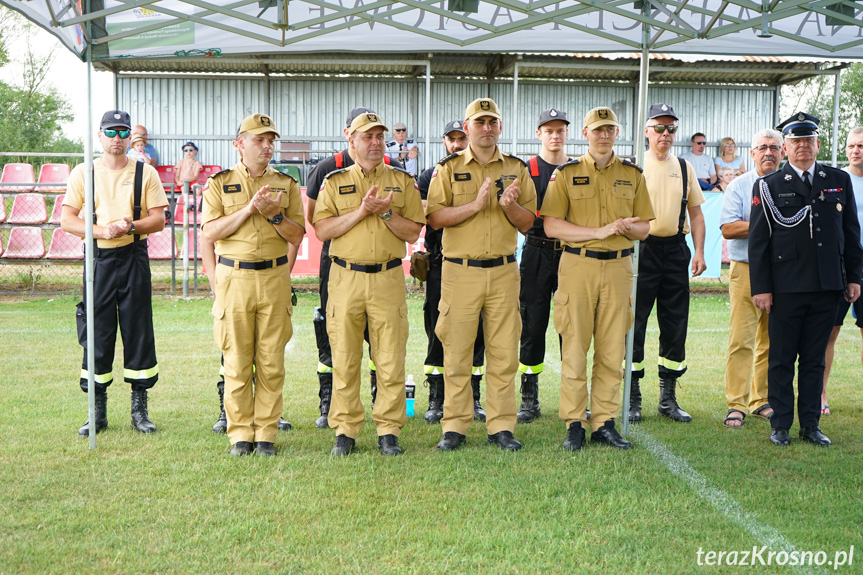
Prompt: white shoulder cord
<box><xmin>759</xmin><ymin>179</ymin><xmax>812</xmax><ymax>239</ymax></box>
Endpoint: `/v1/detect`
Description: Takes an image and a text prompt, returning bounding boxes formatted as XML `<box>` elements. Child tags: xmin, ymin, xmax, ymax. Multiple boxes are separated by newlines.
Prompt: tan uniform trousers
<box><xmin>725</xmin><ymin>260</ymin><xmax>769</xmax><ymax>413</ymax></box>
<box><xmin>326</xmin><ymin>263</ymin><xmax>408</xmax><ymax>439</ymax></box>
<box><xmin>437</xmin><ymin>260</ymin><xmax>520</xmax><ymax>435</ymax></box>
<box><xmin>213</xmin><ymin>262</ymin><xmax>293</xmax><ymax>444</ymax></box>
<box><xmin>555</xmin><ymin>252</ymin><xmax>633</xmax><ymax>432</ymax></box>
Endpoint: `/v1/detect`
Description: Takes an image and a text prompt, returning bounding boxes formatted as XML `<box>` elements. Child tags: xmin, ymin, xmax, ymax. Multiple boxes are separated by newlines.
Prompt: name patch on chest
<box><xmin>339</xmin><ymin>185</ymin><xmax>356</xmax><ymax>195</ymax></box>
<box><xmin>223</xmin><ymin>184</ymin><xmax>241</xmax><ymax>194</ymax></box>
<box><xmin>384</xmin><ymin>186</ymin><xmax>402</xmax><ymax>194</ymax></box>
<box><xmin>454</xmin><ymin>173</ymin><xmax>472</xmax><ymax>182</ymax></box>
<box><xmin>572</xmin><ymin>176</ymin><xmax>589</xmax><ymax>185</ymax></box>
<box><xmin>778</xmin><ymin>193</ymin><xmax>797</xmax><ymax>198</ymax></box>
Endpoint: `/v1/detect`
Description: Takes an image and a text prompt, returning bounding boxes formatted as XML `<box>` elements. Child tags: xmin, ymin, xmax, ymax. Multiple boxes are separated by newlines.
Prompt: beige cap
<box><xmin>464</xmin><ymin>98</ymin><xmax>502</xmax><ymax>122</ymax></box>
<box><xmin>237</xmin><ymin>114</ymin><xmax>280</xmax><ymax>137</ymax></box>
<box><xmin>349</xmin><ymin>112</ymin><xmax>388</xmax><ymax>134</ymax></box>
<box><xmin>584</xmin><ymin>107</ymin><xmax>620</xmax><ymax>131</ymax></box>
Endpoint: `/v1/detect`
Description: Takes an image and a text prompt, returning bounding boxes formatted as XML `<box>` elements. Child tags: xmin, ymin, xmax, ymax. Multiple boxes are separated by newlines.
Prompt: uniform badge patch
<box><xmin>367</xmin><ymin>114</ymin><xmax>378</xmax><ymax>122</ymax></box>
<box><xmin>261</xmin><ymin>116</ymin><xmax>271</xmax><ymax>126</ymax></box>
<box><xmin>549</xmin><ymin>173</ymin><xmax>556</xmax><ymax>181</ymax></box>
<box><xmin>572</xmin><ymin>176</ymin><xmax>589</xmax><ymax>185</ymax></box>
<box><xmin>339</xmin><ymin>185</ymin><xmax>356</xmax><ymax>195</ymax></box>
<box><xmin>455</xmin><ymin>173</ymin><xmax>472</xmax><ymax>181</ymax></box>
<box><xmin>224</xmin><ymin>184</ymin><xmax>241</xmax><ymax>193</ymax></box>
<box><xmin>431</xmin><ymin>169</ymin><xmax>438</xmax><ymax>179</ymax></box>
<box><xmin>752</xmin><ymin>196</ymin><xmax>761</xmax><ymax>206</ymax></box>
<box><xmin>819</xmin><ymin>171</ymin><xmax>827</xmax><ymax>178</ymax></box>
<box><xmin>480</xmin><ymin>101</ymin><xmax>490</xmax><ymax>111</ymax></box>
<box><xmin>837</xmin><ymin>203</ymin><xmax>843</xmax><ymax>212</ymax></box>
<box><xmin>598</xmin><ymin>109</ymin><xmax>609</xmax><ymax>119</ymax></box>
<box><xmin>784</xmin><ymin>174</ymin><xmax>793</xmax><ymax>181</ymax></box>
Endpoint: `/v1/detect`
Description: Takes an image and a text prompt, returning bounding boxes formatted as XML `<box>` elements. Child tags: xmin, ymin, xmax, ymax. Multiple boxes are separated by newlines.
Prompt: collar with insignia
<box><xmin>784</xmin><ymin>174</ymin><xmax>793</xmax><ymax>181</ymax></box>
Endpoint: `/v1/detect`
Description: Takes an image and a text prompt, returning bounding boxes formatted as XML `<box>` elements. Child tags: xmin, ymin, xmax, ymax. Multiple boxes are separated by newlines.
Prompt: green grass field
<box><xmin>1</xmin><ymin>293</ymin><xmax>861</xmax><ymax>574</ymax></box>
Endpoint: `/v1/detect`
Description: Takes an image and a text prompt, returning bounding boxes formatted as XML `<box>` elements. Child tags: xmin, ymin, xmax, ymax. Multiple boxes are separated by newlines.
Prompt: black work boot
<box><xmin>424</xmin><ymin>374</ymin><xmax>444</xmax><ymax>424</ymax></box>
<box><xmin>78</xmin><ymin>388</ymin><xmax>108</xmax><ymax>436</ymax></box>
<box><xmin>212</xmin><ymin>380</ymin><xmax>227</xmax><ymax>434</ymax></box>
<box><xmin>562</xmin><ymin>422</ymin><xmax>586</xmax><ymax>451</ymax></box>
<box><xmin>315</xmin><ymin>373</ymin><xmax>333</xmax><ymax>429</ymax></box>
<box><xmin>278</xmin><ymin>418</ymin><xmax>292</xmax><ymax>431</ymax></box>
<box><xmin>628</xmin><ymin>378</ymin><xmax>642</xmax><ymax>423</ymax></box>
<box><xmin>130</xmin><ymin>389</ymin><xmax>157</xmax><ymax>433</ymax></box>
<box><xmin>517</xmin><ymin>373</ymin><xmax>541</xmax><ymax>423</ymax></box>
<box><xmin>370</xmin><ymin>370</ymin><xmax>377</xmax><ymax>409</ymax></box>
<box><xmin>658</xmin><ymin>378</ymin><xmax>692</xmax><ymax>422</ymax></box>
<box><xmin>471</xmin><ymin>375</ymin><xmax>486</xmax><ymax>422</ymax></box>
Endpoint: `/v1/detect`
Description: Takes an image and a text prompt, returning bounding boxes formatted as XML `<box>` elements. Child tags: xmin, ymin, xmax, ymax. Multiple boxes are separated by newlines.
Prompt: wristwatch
<box><xmin>267</xmin><ymin>213</ymin><xmax>284</xmax><ymax>225</ymax></box>
<box><xmin>380</xmin><ymin>209</ymin><xmax>393</xmax><ymax>221</ymax></box>
<box><xmin>126</xmin><ymin>222</ymin><xmax>136</xmax><ymax>235</ymax></box>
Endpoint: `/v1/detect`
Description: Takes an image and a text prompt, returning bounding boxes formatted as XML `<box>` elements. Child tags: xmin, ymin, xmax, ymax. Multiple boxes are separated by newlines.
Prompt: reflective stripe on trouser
<box><xmin>327</xmin><ymin>264</ymin><xmax>408</xmax><ymax>439</ymax></box>
<box><xmin>555</xmin><ymin>253</ymin><xmax>633</xmax><ymax>432</ymax></box>
<box><xmin>213</xmin><ymin>262</ymin><xmax>293</xmax><ymax>444</ymax></box>
<box><xmin>631</xmin><ymin>238</ymin><xmax>690</xmax><ymax>379</ymax></box>
<box><xmin>437</xmin><ymin>260</ymin><xmax>520</xmax><ymax>436</ymax></box>
<box><xmin>79</xmin><ymin>241</ymin><xmax>158</xmax><ymax>392</ymax></box>
<box><xmin>423</xmin><ymin>262</ymin><xmax>485</xmax><ymax>376</ymax></box>
<box><xmin>725</xmin><ymin>261</ymin><xmax>770</xmax><ymax>413</ymax></box>
<box><xmin>517</xmin><ymin>242</ymin><xmax>562</xmax><ymax>374</ymax></box>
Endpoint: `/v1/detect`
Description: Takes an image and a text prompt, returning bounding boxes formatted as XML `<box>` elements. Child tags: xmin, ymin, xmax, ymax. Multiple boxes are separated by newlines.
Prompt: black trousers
<box><xmin>517</xmin><ymin>242</ymin><xmax>562</xmax><ymax>373</ymax></box>
<box><xmin>632</xmin><ymin>235</ymin><xmax>691</xmax><ymax>380</ymax></box>
<box><xmin>423</xmin><ymin>262</ymin><xmax>484</xmax><ymax>372</ymax></box>
<box><xmin>79</xmin><ymin>241</ymin><xmax>158</xmax><ymax>393</ymax></box>
<box><xmin>768</xmin><ymin>291</ymin><xmax>840</xmax><ymax>430</ymax></box>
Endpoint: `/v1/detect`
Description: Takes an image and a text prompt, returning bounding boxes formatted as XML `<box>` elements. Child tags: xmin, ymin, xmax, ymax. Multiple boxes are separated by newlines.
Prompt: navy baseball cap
<box><xmin>647</xmin><ymin>103</ymin><xmax>679</xmax><ymax>121</ymax></box>
<box><xmin>100</xmin><ymin>110</ymin><xmax>132</xmax><ymax>131</ymax></box>
<box><xmin>443</xmin><ymin>120</ymin><xmax>466</xmax><ymax>136</ymax></box>
<box><xmin>346</xmin><ymin>107</ymin><xmax>376</xmax><ymax>128</ymax></box>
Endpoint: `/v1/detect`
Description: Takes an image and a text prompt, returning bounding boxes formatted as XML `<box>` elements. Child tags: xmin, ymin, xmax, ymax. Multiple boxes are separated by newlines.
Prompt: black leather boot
<box><xmin>517</xmin><ymin>373</ymin><xmax>541</xmax><ymax>423</ymax></box>
<box><xmin>658</xmin><ymin>378</ymin><xmax>692</xmax><ymax>422</ymax></box>
<box><xmin>628</xmin><ymin>378</ymin><xmax>642</xmax><ymax>423</ymax></box>
<box><xmin>315</xmin><ymin>373</ymin><xmax>333</xmax><ymax>429</ymax></box>
<box><xmin>424</xmin><ymin>375</ymin><xmax>444</xmax><ymax>424</ymax></box>
<box><xmin>212</xmin><ymin>380</ymin><xmax>227</xmax><ymax>434</ymax></box>
<box><xmin>78</xmin><ymin>388</ymin><xmax>108</xmax><ymax>436</ymax></box>
<box><xmin>471</xmin><ymin>375</ymin><xmax>486</xmax><ymax>422</ymax></box>
<box><xmin>370</xmin><ymin>370</ymin><xmax>377</xmax><ymax>409</ymax></box>
<box><xmin>131</xmin><ymin>389</ymin><xmax>157</xmax><ymax>433</ymax></box>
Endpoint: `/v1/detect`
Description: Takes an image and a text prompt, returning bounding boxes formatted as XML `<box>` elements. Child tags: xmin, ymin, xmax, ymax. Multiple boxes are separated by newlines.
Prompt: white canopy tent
<box><xmin>3</xmin><ymin>0</ymin><xmax>862</xmax><ymax>445</ymax></box>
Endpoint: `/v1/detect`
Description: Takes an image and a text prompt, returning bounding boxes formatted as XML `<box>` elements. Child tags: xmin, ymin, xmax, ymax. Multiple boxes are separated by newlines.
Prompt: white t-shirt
<box><xmin>679</xmin><ymin>151</ymin><xmax>716</xmax><ymax>180</ymax></box>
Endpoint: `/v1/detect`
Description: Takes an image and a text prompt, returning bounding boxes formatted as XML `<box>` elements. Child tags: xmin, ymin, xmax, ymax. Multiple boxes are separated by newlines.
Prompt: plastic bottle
<box><xmin>405</xmin><ymin>374</ymin><xmax>416</xmax><ymax>417</ymax></box>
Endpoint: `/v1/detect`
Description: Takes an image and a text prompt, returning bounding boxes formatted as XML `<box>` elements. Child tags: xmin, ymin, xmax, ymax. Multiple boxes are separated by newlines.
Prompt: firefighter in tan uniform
<box><xmin>202</xmin><ymin>114</ymin><xmax>306</xmax><ymax>457</ymax></box>
<box><xmin>426</xmin><ymin>98</ymin><xmax>537</xmax><ymax>452</ymax></box>
<box><xmin>542</xmin><ymin>107</ymin><xmax>655</xmax><ymax>451</ymax></box>
<box><xmin>313</xmin><ymin>112</ymin><xmax>424</xmax><ymax>457</ymax></box>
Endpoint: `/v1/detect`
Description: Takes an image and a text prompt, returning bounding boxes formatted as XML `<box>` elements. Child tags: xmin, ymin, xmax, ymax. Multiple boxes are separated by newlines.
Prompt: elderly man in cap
<box><xmin>749</xmin><ymin>112</ymin><xmax>863</xmax><ymax>447</ymax></box>
<box><xmin>386</xmin><ymin>122</ymin><xmax>420</xmax><ymax>175</ymax></box>
<box><xmin>426</xmin><ymin>97</ymin><xmax>537</xmax><ymax>452</ymax></box>
<box><xmin>62</xmin><ymin>110</ymin><xmax>168</xmax><ymax>436</ymax></box>
<box><xmin>542</xmin><ymin>107</ymin><xmax>654</xmax><ymax>451</ymax></box>
<box><xmin>628</xmin><ymin>103</ymin><xmax>707</xmax><ymax>424</ymax></box>
<box><xmin>314</xmin><ymin>112</ymin><xmax>425</xmax><ymax>456</ymax></box>
<box><xmin>515</xmin><ymin>108</ymin><xmax>571</xmax><ymax>424</ymax></box>
<box><xmin>202</xmin><ymin>114</ymin><xmax>306</xmax><ymax>457</ymax></box>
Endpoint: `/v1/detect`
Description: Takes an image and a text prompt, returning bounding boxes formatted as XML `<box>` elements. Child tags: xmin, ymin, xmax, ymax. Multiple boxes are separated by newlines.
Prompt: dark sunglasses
<box><xmin>394</xmin><ymin>128</ymin><xmax>407</xmax><ymax>132</ymax></box>
<box><xmin>183</xmin><ymin>148</ymin><xmax>196</xmax><ymax>152</ymax></box>
<box><xmin>647</xmin><ymin>125</ymin><xmax>678</xmax><ymax>134</ymax></box>
<box><xmin>694</xmin><ymin>141</ymin><xmax>707</xmax><ymax>145</ymax></box>
<box><xmin>103</xmin><ymin>129</ymin><xmax>131</xmax><ymax>139</ymax></box>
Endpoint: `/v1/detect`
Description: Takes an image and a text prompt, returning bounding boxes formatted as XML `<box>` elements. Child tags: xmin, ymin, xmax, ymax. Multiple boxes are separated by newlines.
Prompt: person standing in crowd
<box><xmin>750</xmin><ymin>113</ymin><xmax>862</xmax><ymax>447</ymax></box>
<box><xmin>386</xmin><ymin>122</ymin><xmax>420</xmax><ymax>175</ymax></box>
<box><xmin>131</xmin><ymin>124</ymin><xmax>159</xmax><ymax>167</ymax></box>
<box><xmin>416</xmin><ymin>120</ymin><xmax>486</xmax><ymax>424</ymax></box>
<box><xmin>680</xmin><ymin>132</ymin><xmax>717</xmax><ymax>190</ymax></box>
<box><xmin>718</xmin><ymin>129</ymin><xmax>784</xmax><ymax>428</ymax></box>
<box><xmin>516</xmin><ymin>109</ymin><xmax>571</xmax><ymax>424</ymax></box>
<box><xmin>822</xmin><ymin>127</ymin><xmax>863</xmax><ymax>416</ymax></box>
<box><xmin>629</xmin><ymin>103</ymin><xmax>707</xmax><ymax>424</ymax></box>
<box><xmin>313</xmin><ymin>112</ymin><xmax>424</xmax><ymax>456</ymax></box>
<box><xmin>61</xmin><ymin>110</ymin><xmax>168</xmax><ymax>436</ymax></box>
<box><xmin>202</xmin><ymin>113</ymin><xmax>305</xmax><ymax>457</ymax></box>
<box><xmin>541</xmin><ymin>107</ymin><xmax>654</xmax><ymax>451</ymax></box>
<box><xmin>426</xmin><ymin>97</ymin><xmax>537</xmax><ymax>452</ymax></box>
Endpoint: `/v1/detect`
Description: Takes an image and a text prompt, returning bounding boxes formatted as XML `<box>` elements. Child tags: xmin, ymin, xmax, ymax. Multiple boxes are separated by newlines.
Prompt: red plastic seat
<box><xmin>196</xmin><ymin>165</ymin><xmax>222</xmax><ymax>186</ymax></box>
<box><xmin>0</xmin><ymin>163</ymin><xmax>35</xmax><ymax>192</ymax></box>
<box><xmin>147</xmin><ymin>230</ymin><xmax>178</xmax><ymax>260</ymax></box>
<box><xmin>49</xmin><ymin>194</ymin><xmax>65</xmax><ymax>224</ymax></box>
<box><xmin>47</xmin><ymin>228</ymin><xmax>84</xmax><ymax>259</ymax></box>
<box><xmin>1</xmin><ymin>227</ymin><xmax>46</xmax><ymax>258</ymax></box>
<box><xmin>0</xmin><ymin>233</ymin><xmax>3</xmax><ymax>256</ymax></box>
<box><xmin>173</xmin><ymin>194</ymin><xmax>203</xmax><ymax>226</ymax></box>
<box><xmin>8</xmin><ymin>193</ymin><xmax>48</xmax><ymax>224</ymax></box>
<box><xmin>37</xmin><ymin>163</ymin><xmax>70</xmax><ymax>192</ymax></box>
<box><xmin>156</xmin><ymin>165</ymin><xmax>176</xmax><ymax>194</ymax></box>
<box><xmin>0</xmin><ymin>194</ymin><xmax>6</xmax><ymax>223</ymax></box>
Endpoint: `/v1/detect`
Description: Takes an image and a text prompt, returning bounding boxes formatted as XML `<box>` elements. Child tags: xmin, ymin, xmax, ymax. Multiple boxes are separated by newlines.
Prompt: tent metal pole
<box><xmin>425</xmin><ymin>59</ymin><xmax>431</xmax><ymax>171</ymax></box>
<box><xmin>182</xmin><ymin>181</ymin><xmax>190</xmax><ymax>298</ymax></box>
<box><xmin>831</xmin><ymin>68</ymin><xmax>842</xmax><ymax>167</ymax></box>
<box><xmin>512</xmin><ymin>61</ymin><xmax>519</xmax><ymax>156</ymax></box>
<box><xmin>84</xmin><ymin>9</ymin><xmax>97</xmax><ymax>450</ymax></box>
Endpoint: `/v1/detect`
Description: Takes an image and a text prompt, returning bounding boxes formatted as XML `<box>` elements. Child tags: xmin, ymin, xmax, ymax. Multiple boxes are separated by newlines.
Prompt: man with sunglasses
<box><xmin>386</xmin><ymin>123</ymin><xmax>419</xmax><ymax>175</ymax></box>
<box><xmin>680</xmin><ymin>132</ymin><xmax>717</xmax><ymax>191</ymax></box>
<box><xmin>629</xmin><ymin>103</ymin><xmax>707</xmax><ymax>424</ymax></box>
<box><xmin>62</xmin><ymin>110</ymin><xmax>168</xmax><ymax>436</ymax></box>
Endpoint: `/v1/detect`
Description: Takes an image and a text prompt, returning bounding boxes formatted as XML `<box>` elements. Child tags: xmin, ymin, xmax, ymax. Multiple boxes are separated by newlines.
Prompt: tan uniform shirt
<box><xmin>426</xmin><ymin>146</ymin><xmax>537</xmax><ymax>259</ymax></box>
<box><xmin>65</xmin><ymin>158</ymin><xmax>167</xmax><ymax>249</ymax></box>
<box><xmin>643</xmin><ymin>154</ymin><xmax>704</xmax><ymax>236</ymax></box>
<box><xmin>202</xmin><ymin>162</ymin><xmax>304</xmax><ymax>261</ymax></box>
<box><xmin>541</xmin><ymin>153</ymin><xmax>655</xmax><ymax>251</ymax></box>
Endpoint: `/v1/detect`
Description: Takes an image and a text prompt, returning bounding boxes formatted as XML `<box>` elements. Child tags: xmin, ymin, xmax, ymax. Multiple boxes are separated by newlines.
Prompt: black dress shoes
<box><xmin>229</xmin><ymin>441</ymin><xmax>254</xmax><ymax>456</ymax></box>
<box><xmin>800</xmin><ymin>427</ymin><xmax>831</xmax><ymax>446</ymax></box>
<box><xmin>487</xmin><ymin>430</ymin><xmax>523</xmax><ymax>451</ymax></box>
<box><xmin>769</xmin><ymin>428</ymin><xmax>790</xmax><ymax>446</ymax></box>
<box><xmin>562</xmin><ymin>422</ymin><xmax>585</xmax><ymax>452</ymax></box>
<box><xmin>331</xmin><ymin>434</ymin><xmax>355</xmax><ymax>456</ymax></box>
<box><xmin>255</xmin><ymin>441</ymin><xmax>276</xmax><ymax>456</ymax></box>
<box><xmin>590</xmin><ymin>421</ymin><xmax>633</xmax><ymax>450</ymax></box>
<box><xmin>378</xmin><ymin>434</ymin><xmax>403</xmax><ymax>456</ymax></box>
<box><xmin>436</xmin><ymin>431</ymin><xmax>466</xmax><ymax>451</ymax></box>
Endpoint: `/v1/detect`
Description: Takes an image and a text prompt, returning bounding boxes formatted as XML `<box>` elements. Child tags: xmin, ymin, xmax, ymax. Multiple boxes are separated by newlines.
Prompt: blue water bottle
<box><xmin>405</xmin><ymin>375</ymin><xmax>416</xmax><ymax>417</ymax></box>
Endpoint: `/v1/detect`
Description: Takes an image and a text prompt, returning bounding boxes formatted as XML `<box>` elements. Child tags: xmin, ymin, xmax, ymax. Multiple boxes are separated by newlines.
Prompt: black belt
<box><xmin>525</xmin><ymin>235</ymin><xmax>562</xmax><ymax>250</ymax></box>
<box><xmin>333</xmin><ymin>257</ymin><xmax>402</xmax><ymax>274</ymax></box>
<box><xmin>563</xmin><ymin>247</ymin><xmax>633</xmax><ymax>260</ymax></box>
<box><xmin>218</xmin><ymin>255</ymin><xmax>288</xmax><ymax>270</ymax></box>
<box><xmin>444</xmin><ymin>254</ymin><xmax>516</xmax><ymax>268</ymax></box>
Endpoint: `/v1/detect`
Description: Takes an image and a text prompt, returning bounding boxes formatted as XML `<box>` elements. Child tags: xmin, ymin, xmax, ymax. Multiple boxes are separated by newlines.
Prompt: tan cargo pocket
<box><xmin>553</xmin><ymin>291</ymin><xmax>573</xmax><ymax>336</ymax></box>
<box><xmin>435</xmin><ymin>300</ymin><xmax>451</xmax><ymax>346</ymax></box>
<box><xmin>211</xmin><ymin>302</ymin><xmax>229</xmax><ymax>351</ymax></box>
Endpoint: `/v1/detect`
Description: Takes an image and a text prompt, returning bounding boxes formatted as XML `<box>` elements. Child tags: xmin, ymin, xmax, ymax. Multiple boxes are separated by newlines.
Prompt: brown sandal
<box><xmin>724</xmin><ymin>409</ymin><xmax>745</xmax><ymax>428</ymax></box>
<box><xmin>752</xmin><ymin>404</ymin><xmax>774</xmax><ymax>420</ymax></box>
